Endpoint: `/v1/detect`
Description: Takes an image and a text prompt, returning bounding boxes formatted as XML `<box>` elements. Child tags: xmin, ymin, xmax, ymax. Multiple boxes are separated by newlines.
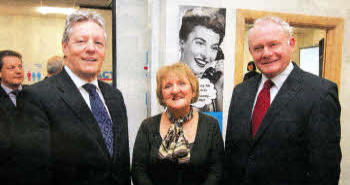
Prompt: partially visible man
<box><xmin>225</xmin><ymin>16</ymin><xmax>341</xmax><ymax>185</ymax></box>
<box><xmin>46</xmin><ymin>55</ymin><xmax>63</xmax><ymax>78</ymax></box>
<box><xmin>0</xmin><ymin>50</ymin><xmax>24</xmax><ymax>184</ymax></box>
<box><xmin>0</xmin><ymin>50</ymin><xmax>24</xmax><ymax>116</ymax></box>
<box><xmin>14</xmin><ymin>11</ymin><xmax>130</xmax><ymax>185</ymax></box>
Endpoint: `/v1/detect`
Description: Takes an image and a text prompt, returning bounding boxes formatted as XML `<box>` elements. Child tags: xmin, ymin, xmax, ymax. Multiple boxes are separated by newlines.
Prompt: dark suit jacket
<box><xmin>225</xmin><ymin>64</ymin><xmax>341</xmax><ymax>185</ymax></box>
<box><xmin>0</xmin><ymin>106</ymin><xmax>14</xmax><ymax>185</ymax></box>
<box><xmin>0</xmin><ymin>86</ymin><xmax>16</xmax><ymax>117</ymax></box>
<box><xmin>13</xmin><ymin>69</ymin><xmax>130</xmax><ymax>185</ymax></box>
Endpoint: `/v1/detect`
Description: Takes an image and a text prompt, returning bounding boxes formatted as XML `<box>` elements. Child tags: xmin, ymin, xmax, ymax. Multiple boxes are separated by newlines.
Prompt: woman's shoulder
<box><xmin>198</xmin><ymin>112</ymin><xmax>219</xmax><ymax>124</ymax></box>
<box><xmin>197</xmin><ymin>112</ymin><xmax>221</xmax><ymax>132</ymax></box>
<box><xmin>140</xmin><ymin>113</ymin><xmax>162</xmax><ymax>130</ymax></box>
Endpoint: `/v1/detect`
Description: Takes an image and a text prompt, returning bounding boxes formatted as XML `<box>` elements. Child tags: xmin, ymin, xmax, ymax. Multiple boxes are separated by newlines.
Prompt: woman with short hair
<box><xmin>131</xmin><ymin>62</ymin><xmax>224</xmax><ymax>185</ymax></box>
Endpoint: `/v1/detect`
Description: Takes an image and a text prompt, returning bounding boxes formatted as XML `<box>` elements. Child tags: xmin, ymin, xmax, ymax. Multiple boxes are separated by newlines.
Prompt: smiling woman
<box><xmin>132</xmin><ymin>62</ymin><xmax>224</xmax><ymax>185</ymax></box>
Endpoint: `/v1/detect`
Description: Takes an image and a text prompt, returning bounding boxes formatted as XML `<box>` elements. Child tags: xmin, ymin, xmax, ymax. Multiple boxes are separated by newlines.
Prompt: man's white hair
<box><xmin>62</xmin><ymin>10</ymin><xmax>107</xmax><ymax>44</ymax></box>
<box><xmin>248</xmin><ymin>16</ymin><xmax>293</xmax><ymax>39</ymax></box>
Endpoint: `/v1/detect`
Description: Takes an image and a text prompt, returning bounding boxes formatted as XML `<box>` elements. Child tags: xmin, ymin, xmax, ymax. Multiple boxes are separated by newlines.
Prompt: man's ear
<box><xmin>62</xmin><ymin>41</ymin><xmax>68</xmax><ymax>56</ymax></box>
<box><xmin>289</xmin><ymin>37</ymin><xmax>296</xmax><ymax>50</ymax></box>
<box><xmin>248</xmin><ymin>44</ymin><xmax>253</xmax><ymax>55</ymax></box>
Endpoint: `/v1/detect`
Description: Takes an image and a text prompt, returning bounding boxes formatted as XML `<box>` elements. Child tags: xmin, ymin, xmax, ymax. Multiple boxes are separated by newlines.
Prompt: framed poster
<box><xmin>164</xmin><ymin>5</ymin><xmax>226</xmax><ymax>130</ymax></box>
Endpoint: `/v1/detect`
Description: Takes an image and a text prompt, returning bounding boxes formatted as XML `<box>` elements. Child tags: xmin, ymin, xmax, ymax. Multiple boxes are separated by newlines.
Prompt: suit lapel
<box><xmin>253</xmin><ymin>64</ymin><xmax>303</xmax><ymax>144</ymax></box>
<box><xmin>55</xmin><ymin>69</ymin><xmax>110</xmax><ymax>157</ymax></box>
<box><xmin>242</xmin><ymin>76</ymin><xmax>261</xmax><ymax>145</ymax></box>
<box><xmin>0</xmin><ymin>87</ymin><xmax>16</xmax><ymax>115</ymax></box>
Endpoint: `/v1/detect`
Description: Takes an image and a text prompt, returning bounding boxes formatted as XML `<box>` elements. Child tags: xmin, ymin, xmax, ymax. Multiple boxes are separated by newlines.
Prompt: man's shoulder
<box><xmin>25</xmin><ymin>76</ymin><xmax>57</xmax><ymax>92</ymax></box>
<box><xmin>20</xmin><ymin>75</ymin><xmax>63</xmax><ymax>102</ymax></box>
<box><xmin>0</xmin><ymin>86</ymin><xmax>6</xmax><ymax>96</ymax></box>
<box><xmin>234</xmin><ymin>74</ymin><xmax>260</xmax><ymax>92</ymax></box>
<box><xmin>98</xmin><ymin>80</ymin><xmax>123</xmax><ymax>96</ymax></box>
<box><xmin>296</xmin><ymin>68</ymin><xmax>337</xmax><ymax>91</ymax></box>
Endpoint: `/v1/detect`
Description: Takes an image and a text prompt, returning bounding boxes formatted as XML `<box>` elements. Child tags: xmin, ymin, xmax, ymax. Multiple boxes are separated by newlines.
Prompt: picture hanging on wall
<box><xmin>169</xmin><ymin>5</ymin><xmax>226</xmax><ymax>129</ymax></box>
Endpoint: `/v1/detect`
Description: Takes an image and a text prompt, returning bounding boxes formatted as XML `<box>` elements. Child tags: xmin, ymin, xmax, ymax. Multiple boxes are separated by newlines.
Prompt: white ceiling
<box><xmin>0</xmin><ymin>0</ymin><xmax>112</xmax><ymax>16</ymax></box>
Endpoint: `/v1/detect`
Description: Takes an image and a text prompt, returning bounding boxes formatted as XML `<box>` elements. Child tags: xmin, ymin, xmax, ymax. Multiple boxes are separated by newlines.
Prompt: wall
<box><xmin>0</xmin><ymin>9</ymin><xmax>113</xmax><ymax>84</ymax></box>
<box><xmin>0</xmin><ymin>14</ymin><xmax>65</xmax><ymax>83</ymax></box>
<box><xmin>115</xmin><ymin>0</ymin><xmax>148</xmax><ymax>153</ymax></box>
<box><xmin>127</xmin><ymin>0</ymin><xmax>349</xmax><ymax>184</ymax></box>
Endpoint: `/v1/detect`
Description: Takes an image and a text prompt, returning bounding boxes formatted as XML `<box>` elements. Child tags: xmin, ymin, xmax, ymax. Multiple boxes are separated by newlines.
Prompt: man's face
<box><xmin>63</xmin><ymin>20</ymin><xmax>106</xmax><ymax>82</ymax></box>
<box><xmin>0</xmin><ymin>56</ymin><xmax>24</xmax><ymax>89</ymax></box>
<box><xmin>180</xmin><ymin>25</ymin><xmax>220</xmax><ymax>77</ymax></box>
<box><xmin>248</xmin><ymin>21</ymin><xmax>295</xmax><ymax>78</ymax></box>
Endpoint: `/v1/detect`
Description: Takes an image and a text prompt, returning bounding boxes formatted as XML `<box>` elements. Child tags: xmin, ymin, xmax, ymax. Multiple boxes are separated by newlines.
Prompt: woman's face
<box><xmin>248</xmin><ymin>64</ymin><xmax>254</xmax><ymax>71</ymax></box>
<box><xmin>180</xmin><ymin>25</ymin><xmax>220</xmax><ymax>77</ymax></box>
<box><xmin>161</xmin><ymin>72</ymin><xmax>194</xmax><ymax>112</ymax></box>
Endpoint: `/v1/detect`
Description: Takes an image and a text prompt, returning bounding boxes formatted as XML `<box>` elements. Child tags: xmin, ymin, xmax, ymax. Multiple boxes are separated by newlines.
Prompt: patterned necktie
<box><xmin>252</xmin><ymin>80</ymin><xmax>274</xmax><ymax>138</ymax></box>
<box><xmin>83</xmin><ymin>83</ymin><xmax>114</xmax><ymax>156</ymax></box>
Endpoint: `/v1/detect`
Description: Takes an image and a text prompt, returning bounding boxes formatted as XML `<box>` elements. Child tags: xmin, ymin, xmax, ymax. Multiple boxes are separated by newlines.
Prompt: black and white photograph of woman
<box><xmin>178</xmin><ymin>6</ymin><xmax>226</xmax><ymax>113</ymax></box>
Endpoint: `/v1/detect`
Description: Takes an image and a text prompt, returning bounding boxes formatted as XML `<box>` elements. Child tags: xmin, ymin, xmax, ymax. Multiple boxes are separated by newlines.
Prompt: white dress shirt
<box><xmin>64</xmin><ymin>66</ymin><xmax>111</xmax><ymax>118</ymax></box>
<box><xmin>252</xmin><ymin>62</ymin><xmax>294</xmax><ymax>112</ymax></box>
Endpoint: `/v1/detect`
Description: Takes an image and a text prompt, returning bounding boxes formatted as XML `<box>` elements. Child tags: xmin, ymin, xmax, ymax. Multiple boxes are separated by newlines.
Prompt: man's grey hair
<box><xmin>62</xmin><ymin>10</ymin><xmax>107</xmax><ymax>44</ymax></box>
<box><xmin>249</xmin><ymin>16</ymin><xmax>293</xmax><ymax>38</ymax></box>
<box><xmin>47</xmin><ymin>56</ymin><xmax>63</xmax><ymax>75</ymax></box>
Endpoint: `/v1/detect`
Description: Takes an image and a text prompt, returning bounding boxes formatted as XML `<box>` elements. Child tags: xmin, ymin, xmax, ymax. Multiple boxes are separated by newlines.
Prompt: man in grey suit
<box><xmin>14</xmin><ymin>11</ymin><xmax>130</xmax><ymax>185</ymax></box>
<box><xmin>224</xmin><ymin>16</ymin><xmax>341</xmax><ymax>185</ymax></box>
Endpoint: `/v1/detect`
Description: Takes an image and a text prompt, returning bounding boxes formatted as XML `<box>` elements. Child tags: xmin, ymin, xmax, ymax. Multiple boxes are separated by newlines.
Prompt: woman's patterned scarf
<box><xmin>158</xmin><ymin>107</ymin><xmax>193</xmax><ymax>163</ymax></box>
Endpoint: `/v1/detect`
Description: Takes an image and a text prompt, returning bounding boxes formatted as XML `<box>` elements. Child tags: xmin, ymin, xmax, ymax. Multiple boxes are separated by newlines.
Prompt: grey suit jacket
<box><xmin>13</xmin><ymin>69</ymin><xmax>130</xmax><ymax>185</ymax></box>
<box><xmin>225</xmin><ymin>64</ymin><xmax>341</xmax><ymax>185</ymax></box>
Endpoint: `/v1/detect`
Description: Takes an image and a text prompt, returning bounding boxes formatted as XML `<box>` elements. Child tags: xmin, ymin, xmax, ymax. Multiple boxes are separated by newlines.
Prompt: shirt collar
<box><xmin>64</xmin><ymin>66</ymin><xmax>99</xmax><ymax>90</ymax></box>
<box><xmin>261</xmin><ymin>61</ymin><xmax>294</xmax><ymax>90</ymax></box>
<box><xmin>1</xmin><ymin>83</ymin><xmax>22</xmax><ymax>95</ymax></box>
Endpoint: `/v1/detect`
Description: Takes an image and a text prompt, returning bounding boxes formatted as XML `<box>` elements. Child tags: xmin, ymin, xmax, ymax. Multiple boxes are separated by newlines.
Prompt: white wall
<box><xmin>116</xmin><ymin>0</ymin><xmax>148</xmax><ymax>154</ymax></box>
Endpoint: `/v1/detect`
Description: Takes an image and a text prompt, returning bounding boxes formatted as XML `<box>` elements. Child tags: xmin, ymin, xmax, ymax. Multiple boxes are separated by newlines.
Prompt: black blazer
<box><xmin>132</xmin><ymin>112</ymin><xmax>224</xmax><ymax>185</ymax></box>
<box><xmin>225</xmin><ymin>64</ymin><xmax>341</xmax><ymax>185</ymax></box>
<box><xmin>13</xmin><ymin>69</ymin><xmax>130</xmax><ymax>185</ymax></box>
<box><xmin>0</xmin><ymin>106</ymin><xmax>14</xmax><ymax>185</ymax></box>
<box><xmin>0</xmin><ymin>86</ymin><xmax>16</xmax><ymax>117</ymax></box>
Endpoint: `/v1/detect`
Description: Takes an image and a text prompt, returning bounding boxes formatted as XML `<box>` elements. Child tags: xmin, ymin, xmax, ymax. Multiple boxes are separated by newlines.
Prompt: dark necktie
<box><xmin>252</xmin><ymin>80</ymin><xmax>273</xmax><ymax>138</ymax></box>
<box><xmin>11</xmin><ymin>90</ymin><xmax>20</xmax><ymax>96</ymax></box>
<box><xmin>83</xmin><ymin>83</ymin><xmax>114</xmax><ymax>156</ymax></box>
<box><xmin>10</xmin><ymin>90</ymin><xmax>20</xmax><ymax>106</ymax></box>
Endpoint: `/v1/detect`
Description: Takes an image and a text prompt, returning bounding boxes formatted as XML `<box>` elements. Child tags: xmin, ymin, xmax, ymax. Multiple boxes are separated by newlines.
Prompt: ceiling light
<box><xmin>37</xmin><ymin>7</ymin><xmax>76</xmax><ymax>15</ymax></box>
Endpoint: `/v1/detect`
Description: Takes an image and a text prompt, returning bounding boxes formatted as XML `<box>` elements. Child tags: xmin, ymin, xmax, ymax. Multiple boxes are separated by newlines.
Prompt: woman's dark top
<box><xmin>131</xmin><ymin>112</ymin><xmax>224</xmax><ymax>185</ymax></box>
<box><xmin>243</xmin><ymin>70</ymin><xmax>260</xmax><ymax>81</ymax></box>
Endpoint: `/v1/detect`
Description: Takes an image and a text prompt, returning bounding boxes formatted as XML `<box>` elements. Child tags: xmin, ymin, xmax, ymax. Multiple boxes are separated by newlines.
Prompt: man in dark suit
<box><xmin>225</xmin><ymin>16</ymin><xmax>341</xmax><ymax>185</ymax></box>
<box><xmin>14</xmin><ymin>10</ymin><xmax>130</xmax><ymax>185</ymax></box>
<box><xmin>0</xmin><ymin>50</ymin><xmax>24</xmax><ymax>117</ymax></box>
